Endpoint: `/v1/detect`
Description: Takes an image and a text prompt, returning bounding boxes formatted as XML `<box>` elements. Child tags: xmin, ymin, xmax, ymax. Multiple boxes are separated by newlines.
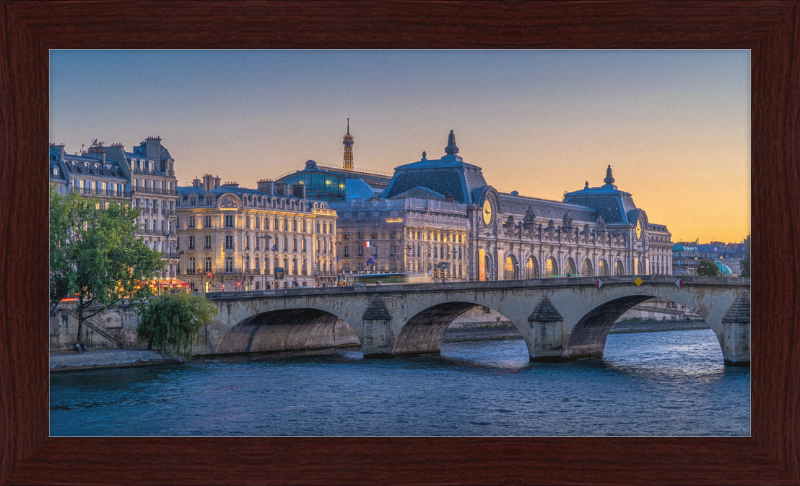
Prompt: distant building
<box><xmin>49</xmin><ymin>137</ymin><xmax>180</xmax><ymax>279</ymax></box>
<box><xmin>175</xmin><ymin>175</ymin><xmax>337</xmax><ymax>291</ymax></box>
<box><xmin>330</xmin><ymin>198</ymin><xmax>470</xmax><ymax>279</ymax></box>
<box><xmin>647</xmin><ymin>224</ymin><xmax>673</xmax><ymax>275</ymax></box>
<box><xmin>275</xmin><ymin>122</ymin><xmax>392</xmax><ymax>201</ymax></box>
<box><xmin>672</xmin><ymin>241</ymin><xmax>746</xmax><ymax>276</ymax></box>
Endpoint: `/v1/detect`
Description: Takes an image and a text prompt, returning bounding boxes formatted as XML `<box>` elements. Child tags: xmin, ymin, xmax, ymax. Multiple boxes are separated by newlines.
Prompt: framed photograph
<box><xmin>2</xmin><ymin>1</ymin><xmax>797</xmax><ymax>484</ymax></box>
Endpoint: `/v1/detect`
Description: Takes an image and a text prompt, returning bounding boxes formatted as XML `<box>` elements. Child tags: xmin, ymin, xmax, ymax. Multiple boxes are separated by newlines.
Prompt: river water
<box><xmin>50</xmin><ymin>329</ymin><xmax>750</xmax><ymax>437</ymax></box>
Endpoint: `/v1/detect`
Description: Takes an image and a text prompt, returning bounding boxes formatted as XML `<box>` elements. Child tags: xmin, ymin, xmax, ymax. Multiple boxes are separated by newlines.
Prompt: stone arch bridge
<box><xmin>201</xmin><ymin>276</ymin><xmax>750</xmax><ymax>366</ymax></box>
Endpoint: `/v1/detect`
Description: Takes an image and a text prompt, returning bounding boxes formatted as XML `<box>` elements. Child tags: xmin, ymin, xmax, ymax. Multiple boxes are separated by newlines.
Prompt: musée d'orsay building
<box><xmin>278</xmin><ymin>128</ymin><xmax>673</xmax><ymax>282</ymax></box>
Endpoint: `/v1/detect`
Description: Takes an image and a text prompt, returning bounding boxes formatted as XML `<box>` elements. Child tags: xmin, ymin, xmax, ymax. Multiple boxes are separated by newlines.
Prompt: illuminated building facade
<box><xmin>175</xmin><ymin>175</ymin><xmax>338</xmax><ymax>291</ymax></box>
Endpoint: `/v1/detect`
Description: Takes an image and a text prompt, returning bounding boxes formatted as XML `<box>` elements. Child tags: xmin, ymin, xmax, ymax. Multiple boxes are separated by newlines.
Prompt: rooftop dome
<box><xmin>715</xmin><ymin>260</ymin><xmax>733</xmax><ymax>275</ymax></box>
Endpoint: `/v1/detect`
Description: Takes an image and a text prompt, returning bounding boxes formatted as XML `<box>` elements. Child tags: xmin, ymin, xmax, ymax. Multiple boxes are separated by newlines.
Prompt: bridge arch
<box><xmin>391</xmin><ymin>301</ymin><xmax>525</xmax><ymax>357</ymax></box>
<box><xmin>214</xmin><ymin>306</ymin><xmax>361</xmax><ymax>355</ymax></box>
<box><xmin>555</xmin><ymin>288</ymin><xmax>742</xmax><ymax>361</ymax></box>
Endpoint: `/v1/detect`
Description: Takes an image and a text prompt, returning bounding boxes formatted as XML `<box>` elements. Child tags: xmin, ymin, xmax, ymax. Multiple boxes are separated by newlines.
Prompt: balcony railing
<box><xmin>137</xmin><ymin>228</ymin><xmax>172</xmax><ymax>236</ymax></box>
<box><xmin>132</xmin><ymin>186</ymin><xmax>174</xmax><ymax>195</ymax></box>
<box><xmin>69</xmin><ymin>187</ymin><xmax>131</xmax><ymax>198</ymax></box>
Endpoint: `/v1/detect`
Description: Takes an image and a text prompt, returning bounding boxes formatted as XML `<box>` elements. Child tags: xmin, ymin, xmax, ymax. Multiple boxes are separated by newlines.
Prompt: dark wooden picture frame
<box><xmin>1</xmin><ymin>1</ymin><xmax>797</xmax><ymax>484</ymax></box>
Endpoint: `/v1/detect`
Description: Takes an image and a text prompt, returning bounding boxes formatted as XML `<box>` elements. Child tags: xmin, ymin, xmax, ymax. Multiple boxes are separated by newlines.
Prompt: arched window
<box><xmin>545</xmin><ymin>257</ymin><xmax>558</xmax><ymax>278</ymax></box>
<box><xmin>503</xmin><ymin>256</ymin><xmax>518</xmax><ymax>280</ymax></box>
<box><xmin>565</xmin><ymin>258</ymin><xmax>576</xmax><ymax>277</ymax></box>
<box><xmin>615</xmin><ymin>261</ymin><xmax>624</xmax><ymax>276</ymax></box>
<box><xmin>582</xmin><ymin>259</ymin><xmax>593</xmax><ymax>277</ymax></box>
<box><xmin>255</xmin><ymin>281</ymin><xmax>260</xmax><ymax>290</ymax></box>
<box><xmin>485</xmin><ymin>253</ymin><xmax>494</xmax><ymax>280</ymax></box>
<box><xmin>525</xmin><ymin>257</ymin><xmax>539</xmax><ymax>279</ymax></box>
<box><xmin>598</xmin><ymin>260</ymin><xmax>609</xmax><ymax>276</ymax></box>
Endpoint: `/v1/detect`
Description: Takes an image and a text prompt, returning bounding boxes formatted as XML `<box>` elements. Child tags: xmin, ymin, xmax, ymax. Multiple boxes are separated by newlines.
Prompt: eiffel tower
<box><xmin>342</xmin><ymin>118</ymin><xmax>354</xmax><ymax>171</ymax></box>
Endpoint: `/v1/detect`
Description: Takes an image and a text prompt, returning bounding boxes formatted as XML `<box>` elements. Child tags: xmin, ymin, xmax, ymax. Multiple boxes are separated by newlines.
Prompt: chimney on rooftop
<box><xmin>257</xmin><ymin>179</ymin><xmax>274</xmax><ymax>194</ymax></box>
<box><xmin>214</xmin><ymin>176</ymin><xmax>221</xmax><ymax>188</ymax></box>
<box><xmin>192</xmin><ymin>177</ymin><xmax>202</xmax><ymax>188</ymax></box>
<box><xmin>144</xmin><ymin>136</ymin><xmax>162</xmax><ymax>161</ymax></box>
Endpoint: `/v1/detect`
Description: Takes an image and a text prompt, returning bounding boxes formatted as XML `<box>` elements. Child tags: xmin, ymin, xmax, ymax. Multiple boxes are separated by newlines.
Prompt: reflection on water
<box><xmin>50</xmin><ymin>329</ymin><xmax>749</xmax><ymax>437</ymax></box>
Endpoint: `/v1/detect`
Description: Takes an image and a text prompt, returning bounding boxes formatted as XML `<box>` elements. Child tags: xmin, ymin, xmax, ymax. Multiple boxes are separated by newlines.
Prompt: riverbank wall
<box><xmin>50</xmin><ymin>349</ymin><xmax>183</xmax><ymax>372</ymax></box>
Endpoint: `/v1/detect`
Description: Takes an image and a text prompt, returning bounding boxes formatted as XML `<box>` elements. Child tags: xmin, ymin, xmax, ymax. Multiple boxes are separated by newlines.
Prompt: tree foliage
<box><xmin>49</xmin><ymin>185</ymin><xmax>164</xmax><ymax>342</ymax></box>
<box><xmin>135</xmin><ymin>292</ymin><xmax>218</xmax><ymax>358</ymax></box>
<box><xmin>696</xmin><ymin>258</ymin><xmax>720</xmax><ymax>277</ymax></box>
<box><xmin>740</xmin><ymin>234</ymin><xmax>750</xmax><ymax>277</ymax></box>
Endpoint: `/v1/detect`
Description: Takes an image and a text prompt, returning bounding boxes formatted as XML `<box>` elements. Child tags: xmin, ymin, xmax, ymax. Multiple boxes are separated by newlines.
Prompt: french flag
<box><xmin>364</xmin><ymin>241</ymin><xmax>372</xmax><ymax>248</ymax></box>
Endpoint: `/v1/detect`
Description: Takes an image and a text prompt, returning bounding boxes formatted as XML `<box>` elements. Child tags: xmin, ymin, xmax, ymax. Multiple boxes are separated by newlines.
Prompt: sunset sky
<box><xmin>50</xmin><ymin>50</ymin><xmax>750</xmax><ymax>243</ymax></box>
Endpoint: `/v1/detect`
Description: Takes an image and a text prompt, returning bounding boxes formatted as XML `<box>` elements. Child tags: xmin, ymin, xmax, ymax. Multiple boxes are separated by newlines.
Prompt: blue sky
<box><xmin>50</xmin><ymin>50</ymin><xmax>750</xmax><ymax>242</ymax></box>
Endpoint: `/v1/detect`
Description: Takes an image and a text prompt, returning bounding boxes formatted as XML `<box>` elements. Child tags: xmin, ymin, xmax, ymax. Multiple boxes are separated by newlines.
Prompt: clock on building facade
<box><xmin>483</xmin><ymin>199</ymin><xmax>493</xmax><ymax>226</ymax></box>
<box><xmin>636</xmin><ymin>219</ymin><xmax>642</xmax><ymax>240</ymax></box>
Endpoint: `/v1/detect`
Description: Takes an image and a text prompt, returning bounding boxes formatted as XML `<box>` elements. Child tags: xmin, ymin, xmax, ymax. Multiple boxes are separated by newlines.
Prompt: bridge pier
<box><xmin>721</xmin><ymin>292</ymin><xmax>750</xmax><ymax>367</ymax></box>
<box><xmin>362</xmin><ymin>295</ymin><xmax>394</xmax><ymax>358</ymax></box>
<box><xmin>527</xmin><ymin>297</ymin><xmax>567</xmax><ymax>362</ymax></box>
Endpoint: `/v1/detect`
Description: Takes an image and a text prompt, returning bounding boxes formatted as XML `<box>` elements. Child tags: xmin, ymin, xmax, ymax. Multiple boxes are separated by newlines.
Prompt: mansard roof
<box><xmin>177</xmin><ymin>185</ymin><xmax>318</xmax><ymax>203</ymax></box>
<box><xmin>62</xmin><ymin>153</ymin><xmax>127</xmax><ymax>180</ymax></box>
<box><xmin>388</xmin><ymin>185</ymin><xmax>447</xmax><ymax>201</ymax></box>
<box><xmin>381</xmin><ymin>133</ymin><xmax>488</xmax><ymax>204</ymax></box>
<box><xmin>133</xmin><ymin>141</ymin><xmax>172</xmax><ymax>161</ymax></box>
<box><xmin>562</xmin><ymin>167</ymin><xmax>640</xmax><ymax>225</ymax></box>
<box><xmin>497</xmin><ymin>193</ymin><xmax>598</xmax><ymax>223</ymax></box>
<box><xmin>124</xmin><ymin>151</ymin><xmax>154</xmax><ymax>162</ymax></box>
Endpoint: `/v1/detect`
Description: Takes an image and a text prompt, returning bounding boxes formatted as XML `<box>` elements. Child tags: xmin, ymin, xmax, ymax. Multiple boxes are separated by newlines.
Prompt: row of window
<box><xmin>184</xmin><ymin>234</ymin><xmax>333</xmax><ymax>253</ymax></box>
<box><xmin>135</xmin><ymin>198</ymin><xmax>175</xmax><ymax>210</ymax></box>
<box><xmin>135</xmin><ymin>178</ymin><xmax>175</xmax><ymax>191</ymax></box>
<box><xmin>185</xmin><ymin>256</ymin><xmax>333</xmax><ymax>275</ymax></box>
<box><xmin>183</xmin><ymin>195</ymin><xmax>318</xmax><ymax>211</ymax></box>
<box><xmin>184</xmin><ymin>214</ymin><xmax>332</xmax><ymax>233</ymax></box>
<box><xmin>495</xmin><ymin>256</ymin><xmax>645</xmax><ymax>279</ymax></box>
<box><xmin>71</xmin><ymin>179</ymin><xmax>127</xmax><ymax>193</ymax></box>
<box><xmin>340</xmin><ymin>231</ymin><xmax>466</xmax><ymax>243</ymax></box>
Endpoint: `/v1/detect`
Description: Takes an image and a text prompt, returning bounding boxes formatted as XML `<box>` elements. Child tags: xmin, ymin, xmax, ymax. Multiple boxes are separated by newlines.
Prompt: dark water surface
<box><xmin>50</xmin><ymin>329</ymin><xmax>750</xmax><ymax>436</ymax></box>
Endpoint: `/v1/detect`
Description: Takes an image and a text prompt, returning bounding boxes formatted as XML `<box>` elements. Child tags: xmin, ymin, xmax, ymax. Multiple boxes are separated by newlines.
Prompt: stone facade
<box><xmin>49</xmin><ymin>137</ymin><xmax>180</xmax><ymax>278</ymax></box>
<box><xmin>50</xmin><ymin>303</ymin><xmax>141</xmax><ymax>351</ymax></box>
<box><xmin>330</xmin><ymin>198</ymin><xmax>469</xmax><ymax>280</ymax></box>
<box><xmin>378</xmin><ymin>132</ymin><xmax>673</xmax><ymax>281</ymax></box>
<box><xmin>647</xmin><ymin>224</ymin><xmax>673</xmax><ymax>275</ymax></box>
<box><xmin>175</xmin><ymin>175</ymin><xmax>338</xmax><ymax>291</ymax></box>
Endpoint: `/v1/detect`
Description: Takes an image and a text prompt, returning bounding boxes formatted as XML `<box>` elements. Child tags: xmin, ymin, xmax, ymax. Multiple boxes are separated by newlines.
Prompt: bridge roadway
<box><xmin>201</xmin><ymin>275</ymin><xmax>751</xmax><ymax>366</ymax></box>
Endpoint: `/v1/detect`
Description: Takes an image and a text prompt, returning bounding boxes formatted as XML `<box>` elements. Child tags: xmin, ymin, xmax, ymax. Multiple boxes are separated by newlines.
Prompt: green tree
<box><xmin>696</xmin><ymin>258</ymin><xmax>720</xmax><ymax>276</ymax></box>
<box><xmin>135</xmin><ymin>292</ymin><xmax>218</xmax><ymax>358</ymax></box>
<box><xmin>740</xmin><ymin>234</ymin><xmax>750</xmax><ymax>277</ymax></box>
<box><xmin>49</xmin><ymin>185</ymin><xmax>164</xmax><ymax>344</ymax></box>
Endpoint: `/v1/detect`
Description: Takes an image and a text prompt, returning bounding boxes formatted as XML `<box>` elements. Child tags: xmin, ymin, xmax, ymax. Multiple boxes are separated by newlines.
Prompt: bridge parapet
<box><xmin>205</xmin><ymin>276</ymin><xmax>750</xmax><ymax>301</ymax></box>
